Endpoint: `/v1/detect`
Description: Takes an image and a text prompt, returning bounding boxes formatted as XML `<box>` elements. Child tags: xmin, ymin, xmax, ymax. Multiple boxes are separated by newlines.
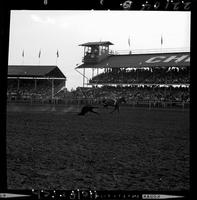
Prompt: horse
<box><xmin>102</xmin><ymin>97</ymin><xmax>126</xmax><ymax>113</ymax></box>
<box><xmin>78</xmin><ymin>105</ymin><xmax>99</xmax><ymax>116</ymax></box>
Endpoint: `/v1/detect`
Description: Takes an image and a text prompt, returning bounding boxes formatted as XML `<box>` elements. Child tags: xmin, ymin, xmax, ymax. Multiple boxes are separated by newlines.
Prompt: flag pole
<box><xmin>22</xmin><ymin>50</ymin><xmax>24</xmax><ymax>65</ymax></box>
<box><xmin>161</xmin><ymin>35</ymin><xmax>163</xmax><ymax>53</ymax></box>
<box><xmin>56</xmin><ymin>49</ymin><xmax>59</xmax><ymax>65</ymax></box>
<box><xmin>38</xmin><ymin>49</ymin><xmax>41</xmax><ymax>65</ymax></box>
<box><xmin>128</xmin><ymin>35</ymin><xmax>131</xmax><ymax>54</ymax></box>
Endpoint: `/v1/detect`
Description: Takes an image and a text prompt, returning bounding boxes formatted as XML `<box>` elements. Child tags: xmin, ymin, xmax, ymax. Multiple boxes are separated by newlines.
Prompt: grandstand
<box><xmin>6</xmin><ymin>42</ymin><xmax>190</xmax><ymax>108</ymax></box>
<box><xmin>7</xmin><ymin>65</ymin><xmax>67</xmax><ymax>103</ymax></box>
<box><xmin>75</xmin><ymin>41</ymin><xmax>190</xmax><ymax>108</ymax></box>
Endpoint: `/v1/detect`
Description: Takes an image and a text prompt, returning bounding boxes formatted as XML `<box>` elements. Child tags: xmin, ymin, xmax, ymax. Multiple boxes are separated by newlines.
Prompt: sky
<box><xmin>8</xmin><ymin>11</ymin><xmax>190</xmax><ymax>90</ymax></box>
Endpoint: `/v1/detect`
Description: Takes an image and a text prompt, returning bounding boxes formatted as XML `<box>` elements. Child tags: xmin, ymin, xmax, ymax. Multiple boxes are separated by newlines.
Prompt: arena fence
<box><xmin>6</xmin><ymin>97</ymin><xmax>189</xmax><ymax>110</ymax></box>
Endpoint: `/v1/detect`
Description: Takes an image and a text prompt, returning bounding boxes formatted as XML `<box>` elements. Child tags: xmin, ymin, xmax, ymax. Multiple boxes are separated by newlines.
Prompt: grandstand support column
<box><xmin>137</xmin><ymin>69</ymin><xmax>138</xmax><ymax>82</ymax></box>
<box><xmin>17</xmin><ymin>78</ymin><xmax>20</xmax><ymax>90</ymax></box>
<box><xmin>83</xmin><ymin>68</ymin><xmax>85</xmax><ymax>87</ymax></box>
<box><xmin>34</xmin><ymin>79</ymin><xmax>37</xmax><ymax>90</ymax></box>
<box><xmin>92</xmin><ymin>68</ymin><xmax>94</xmax><ymax>79</ymax></box>
<box><xmin>52</xmin><ymin>79</ymin><xmax>54</xmax><ymax>99</ymax></box>
<box><xmin>182</xmin><ymin>101</ymin><xmax>185</xmax><ymax>110</ymax></box>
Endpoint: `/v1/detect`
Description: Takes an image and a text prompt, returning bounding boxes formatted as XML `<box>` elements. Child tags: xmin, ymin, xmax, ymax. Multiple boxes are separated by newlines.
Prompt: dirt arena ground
<box><xmin>6</xmin><ymin>104</ymin><xmax>190</xmax><ymax>191</ymax></box>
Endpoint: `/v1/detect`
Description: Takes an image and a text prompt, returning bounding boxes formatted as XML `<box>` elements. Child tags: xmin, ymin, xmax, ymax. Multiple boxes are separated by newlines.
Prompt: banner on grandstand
<box><xmin>143</xmin><ymin>52</ymin><xmax>189</xmax><ymax>67</ymax></box>
<box><xmin>76</xmin><ymin>52</ymin><xmax>190</xmax><ymax>69</ymax></box>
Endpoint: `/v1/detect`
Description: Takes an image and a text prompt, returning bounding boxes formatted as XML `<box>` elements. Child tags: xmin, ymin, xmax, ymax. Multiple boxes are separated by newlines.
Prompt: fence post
<box><xmin>182</xmin><ymin>101</ymin><xmax>185</xmax><ymax>110</ymax></box>
<box><xmin>133</xmin><ymin>100</ymin><xmax>135</xmax><ymax>108</ymax></box>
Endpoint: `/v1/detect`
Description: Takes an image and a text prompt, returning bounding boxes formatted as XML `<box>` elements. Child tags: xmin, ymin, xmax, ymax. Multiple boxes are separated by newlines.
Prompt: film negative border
<box><xmin>0</xmin><ymin>190</ymin><xmax>190</xmax><ymax>200</ymax></box>
<box><xmin>2</xmin><ymin>0</ymin><xmax>192</xmax><ymax>10</ymax></box>
<box><xmin>0</xmin><ymin>0</ymin><xmax>192</xmax><ymax>199</ymax></box>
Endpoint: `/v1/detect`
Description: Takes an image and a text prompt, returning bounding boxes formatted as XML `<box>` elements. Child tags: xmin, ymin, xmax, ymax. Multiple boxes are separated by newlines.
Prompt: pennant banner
<box><xmin>161</xmin><ymin>35</ymin><xmax>163</xmax><ymax>46</ymax></box>
<box><xmin>38</xmin><ymin>49</ymin><xmax>41</xmax><ymax>58</ymax></box>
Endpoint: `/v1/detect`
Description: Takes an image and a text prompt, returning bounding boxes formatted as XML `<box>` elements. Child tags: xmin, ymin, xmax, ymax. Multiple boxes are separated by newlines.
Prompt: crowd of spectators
<box><xmin>71</xmin><ymin>85</ymin><xmax>190</xmax><ymax>103</ymax></box>
<box><xmin>7</xmin><ymin>79</ymin><xmax>64</xmax><ymax>100</ymax></box>
<box><xmin>7</xmin><ymin>66</ymin><xmax>190</xmax><ymax>105</ymax></box>
<box><xmin>89</xmin><ymin>67</ymin><xmax>189</xmax><ymax>84</ymax></box>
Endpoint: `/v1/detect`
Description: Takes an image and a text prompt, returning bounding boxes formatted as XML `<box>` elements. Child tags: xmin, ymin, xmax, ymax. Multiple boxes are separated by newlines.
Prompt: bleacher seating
<box><xmin>7</xmin><ymin>65</ymin><xmax>190</xmax><ymax>107</ymax></box>
<box><xmin>70</xmin><ymin>86</ymin><xmax>189</xmax><ymax>103</ymax></box>
<box><xmin>89</xmin><ymin>67</ymin><xmax>189</xmax><ymax>85</ymax></box>
<box><xmin>7</xmin><ymin>79</ymin><xmax>64</xmax><ymax>101</ymax></box>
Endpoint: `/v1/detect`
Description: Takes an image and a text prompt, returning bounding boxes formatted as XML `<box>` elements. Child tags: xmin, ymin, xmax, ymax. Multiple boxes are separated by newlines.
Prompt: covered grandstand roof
<box><xmin>8</xmin><ymin>65</ymin><xmax>66</xmax><ymax>78</ymax></box>
<box><xmin>79</xmin><ymin>41</ymin><xmax>114</xmax><ymax>46</ymax></box>
<box><xmin>76</xmin><ymin>52</ymin><xmax>190</xmax><ymax>69</ymax></box>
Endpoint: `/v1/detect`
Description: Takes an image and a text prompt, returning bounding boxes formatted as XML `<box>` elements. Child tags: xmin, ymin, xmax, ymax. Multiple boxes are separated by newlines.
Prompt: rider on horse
<box><xmin>103</xmin><ymin>96</ymin><xmax>126</xmax><ymax>113</ymax></box>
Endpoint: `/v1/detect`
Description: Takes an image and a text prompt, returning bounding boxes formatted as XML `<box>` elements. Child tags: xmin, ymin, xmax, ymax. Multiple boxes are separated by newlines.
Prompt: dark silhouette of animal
<box><xmin>78</xmin><ymin>105</ymin><xmax>99</xmax><ymax>115</ymax></box>
<box><xmin>103</xmin><ymin>97</ymin><xmax>126</xmax><ymax>113</ymax></box>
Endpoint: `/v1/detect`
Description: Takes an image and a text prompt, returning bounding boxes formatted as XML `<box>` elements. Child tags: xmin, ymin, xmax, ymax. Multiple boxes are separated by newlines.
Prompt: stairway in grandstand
<box><xmin>42</xmin><ymin>82</ymin><xmax>66</xmax><ymax>100</ymax></box>
<box><xmin>54</xmin><ymin>83</ymin><xmax>66</xmax><ymax>96</ymax></box>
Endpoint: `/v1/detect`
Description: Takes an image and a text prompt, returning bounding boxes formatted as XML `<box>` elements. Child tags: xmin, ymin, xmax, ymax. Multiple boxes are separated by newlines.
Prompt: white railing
<box><xmin>109</xmin><ymin>47</ymin><xmax>190</xmax><ymax>55</ymax></box>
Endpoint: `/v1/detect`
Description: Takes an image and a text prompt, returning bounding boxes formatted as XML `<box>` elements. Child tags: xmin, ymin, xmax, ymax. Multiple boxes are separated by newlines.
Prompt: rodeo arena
<box><xmin>6</xmin><ymin>41</ymin><xmax>190</xmax><ymax>191</ymax></box>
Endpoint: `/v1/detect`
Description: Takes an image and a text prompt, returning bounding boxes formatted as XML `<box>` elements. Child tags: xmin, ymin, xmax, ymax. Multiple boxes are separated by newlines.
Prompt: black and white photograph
<box><xmin>2</xmin><ymin>3</ymin><xmax>190</xmax><ymax>198</ymax></box>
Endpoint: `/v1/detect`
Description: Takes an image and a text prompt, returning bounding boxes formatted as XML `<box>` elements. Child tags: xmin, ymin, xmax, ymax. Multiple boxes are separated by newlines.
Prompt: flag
<box><xmin>161</xmin><ymin>35</ymin><xmax>163</xmax><ymax>46</ymax></box>
<box><xmin>128</xmin><ymin>36</ymin><xmax>131</xmax><ymax>47</ymax></box>
<box><xmin>56</xmin><ymin>50</ymin><xmax>59</xmax><ymax>58</ymax></box>
<box><xmin>38</xmin><ymin>49</ymin><xmax>41</xmax><ymax>58</ymax></box>
<box><xmin>22</xmin><ymin>50</ymin><xmax>24</xmax><ymax>57</ymax></box>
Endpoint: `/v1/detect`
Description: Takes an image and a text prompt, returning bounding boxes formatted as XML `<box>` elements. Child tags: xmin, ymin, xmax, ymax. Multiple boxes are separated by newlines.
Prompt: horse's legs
<box><xmin>90</xmin><ymin>110</ymin><xmax>99</xmax><ymax>115</ymax></box>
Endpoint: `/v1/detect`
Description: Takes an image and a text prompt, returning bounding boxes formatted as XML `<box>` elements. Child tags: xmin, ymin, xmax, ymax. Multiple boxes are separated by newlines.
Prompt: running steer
<box><xmin>78</xmin><ymin>105</ymin><xmax>99</xmax><ymax>115</ymax></box>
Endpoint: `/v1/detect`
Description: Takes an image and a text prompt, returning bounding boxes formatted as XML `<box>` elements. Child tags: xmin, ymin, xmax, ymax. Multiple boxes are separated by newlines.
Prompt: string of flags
<box><xmin>21</xmin><ymin>49</ymin><xmax>60</xmax><ymax>58</ymax></box>
<box><xmin>126</xmin><ymin>35</ymin><xmax>164</xmax><ymax>49</ymax></box>
<box><xmin>21</xmin><ymin>49</ymin><xmax>60</xmax><ymax>65</ymax></box>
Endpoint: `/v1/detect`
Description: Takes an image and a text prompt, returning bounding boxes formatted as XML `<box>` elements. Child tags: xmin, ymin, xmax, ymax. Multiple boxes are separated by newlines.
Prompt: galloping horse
<box><xmin>102</xmin><ymin>97</ymin><xmax>126</xmax><ymax>113</ymax></box>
